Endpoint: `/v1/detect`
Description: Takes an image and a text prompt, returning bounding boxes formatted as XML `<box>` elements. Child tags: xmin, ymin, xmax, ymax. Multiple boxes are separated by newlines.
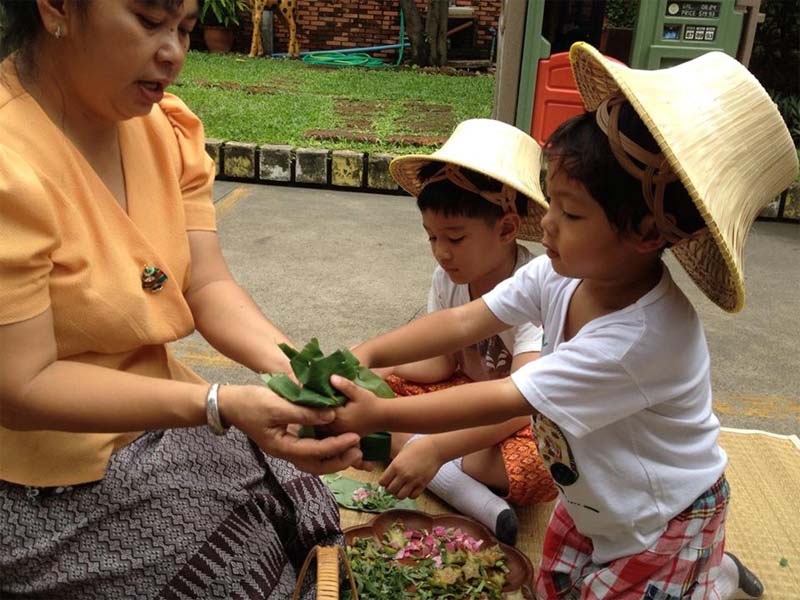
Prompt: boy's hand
<box><xmin>328</xmin><ymin>375</ymin><xmax>383</xmax><ymax>437</ymax></box>
<box><xmin>350</xmin><ymin>345</ymin><xmax>372</xmax><ymax>368</ymax></box>
<box><xmin>379</xmin><ymin>437</ymin><xmax>443</xmax><ymax>499</ymax></box>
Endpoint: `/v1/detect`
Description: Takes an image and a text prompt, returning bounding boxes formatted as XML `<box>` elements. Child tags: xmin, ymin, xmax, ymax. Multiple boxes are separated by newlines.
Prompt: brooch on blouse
<box><xmin>141</xmin><ymin>265</ymin><xmax>168</xmax><ymax>293</ymax></box>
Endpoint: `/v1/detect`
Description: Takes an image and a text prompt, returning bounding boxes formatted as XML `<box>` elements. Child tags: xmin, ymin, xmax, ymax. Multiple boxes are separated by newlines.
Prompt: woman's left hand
<box><xmin>220</xmin><ymin>385</ymin><xmax>363</xmax><ymax>475</ymax></box>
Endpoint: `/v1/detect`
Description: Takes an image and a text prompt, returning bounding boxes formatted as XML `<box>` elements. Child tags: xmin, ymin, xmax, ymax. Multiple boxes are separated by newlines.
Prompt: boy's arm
<box><xmin>387</xmin><ymin>355</ymin><xmax>457</xmax><ymax>383</ymax></box>
<box><xmin>354</xmin><ymin>298</ymin><xmax>507</xmax><ymax>368</ymax></box>
<box><xmin>387</xmin><ymin>350</ymin><xmax>540</xmax><ymax>464</ymax></box>
<box><xmin>332</xmin><ymin>374</ymin><xmax>531</xmax><ymax>436</ymax></box>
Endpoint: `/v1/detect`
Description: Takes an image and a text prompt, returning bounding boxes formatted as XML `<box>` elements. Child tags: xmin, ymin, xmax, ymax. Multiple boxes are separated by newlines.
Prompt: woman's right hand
<box><xmin>379</xmin><ymin>436</ymin><xmax>443</xmax><ymax>499</ymax></box>
<box><xmin>219</xmin><ymin>385</ymin><xmax>363</xmax><ymax>475</ymax></box>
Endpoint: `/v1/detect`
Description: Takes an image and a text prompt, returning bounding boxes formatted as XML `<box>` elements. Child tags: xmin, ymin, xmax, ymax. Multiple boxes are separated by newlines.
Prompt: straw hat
<box><xmin>389</xmin><ymin>119</ymin><xmax>548</xmax><ymax>241</ymax></box>
<box><xmin>569</xmin><ymin>42</ymin><xmax>798</xmax><ymax>312</ymax></box>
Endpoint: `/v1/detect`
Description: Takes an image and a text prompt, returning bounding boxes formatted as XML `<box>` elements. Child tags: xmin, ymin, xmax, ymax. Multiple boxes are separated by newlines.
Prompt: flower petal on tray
<box><xmin>322</xmin><ymin>474</ymin><xmax>417</xmax><ymax>513</ymax></box>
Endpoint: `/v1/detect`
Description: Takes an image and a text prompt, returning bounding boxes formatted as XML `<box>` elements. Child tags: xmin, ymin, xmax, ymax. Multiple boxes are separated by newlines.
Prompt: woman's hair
<box><xmin>544</xmin><ymin>103</ymin><xmax>704</xmax><ymax>240</ymax></box>
<box><xmin>0</xmin><ymin>0</ymin><xmax>43</xmax><ymax>59</ymax></box>
<box><xmin>0</xmin><ymin>0</ymin><xmax>186</xmax><ymax>60</ymax></box>
<box><xmin>416</xmin><ymin>160</ymin><xmax>529</xmax><ymax>223</ymax></box>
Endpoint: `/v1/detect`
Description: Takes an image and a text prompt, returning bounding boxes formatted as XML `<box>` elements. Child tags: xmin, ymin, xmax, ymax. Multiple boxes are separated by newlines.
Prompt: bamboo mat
<box><xmin>337</xmin><ymin>428</ymin><xmax>800</xmax><ymax>598</ymax></box>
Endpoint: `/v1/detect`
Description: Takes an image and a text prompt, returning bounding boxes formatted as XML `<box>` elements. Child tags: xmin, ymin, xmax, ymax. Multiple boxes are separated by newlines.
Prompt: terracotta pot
<box><xmin>203</xmin><ymin>26</ymin><xmax>234</xmax><ymax>54</ymax></box>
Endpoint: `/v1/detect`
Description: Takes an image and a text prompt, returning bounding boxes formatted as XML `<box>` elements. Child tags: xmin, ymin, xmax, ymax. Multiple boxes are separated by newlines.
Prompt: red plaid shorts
<box><xmin>536</xmin><ymin>476</ymin><xmax>729</xmax><ymax>599</ymax></box>
<box><xmin>385</xmin><ymin>374</ymin><xmax>557</xmax><ymax>505</ymax></box>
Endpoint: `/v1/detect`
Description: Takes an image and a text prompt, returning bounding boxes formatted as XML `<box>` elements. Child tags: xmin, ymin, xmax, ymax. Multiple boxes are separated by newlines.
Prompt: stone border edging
<box><xmin>205</xmin><ymin>139</ymin><xmax>799</xmax><ymax>220</ymax></box>
<box><xmin>206</xmin><ymin>139</ymin><xmax>402</xmax><ymax>194</ymax></box>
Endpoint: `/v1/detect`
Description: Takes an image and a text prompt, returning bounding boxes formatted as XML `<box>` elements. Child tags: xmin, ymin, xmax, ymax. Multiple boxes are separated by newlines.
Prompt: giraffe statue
<box><xmin>249</xmin><ymin>0</ymin><xmax>300</xmax><ymax>58</ymax></box>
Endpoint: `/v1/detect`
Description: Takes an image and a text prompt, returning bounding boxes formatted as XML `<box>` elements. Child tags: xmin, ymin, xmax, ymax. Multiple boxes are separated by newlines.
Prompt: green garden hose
<box><xmin>302</xmin><ymin>8</ymin><xmax>405</xmax><ymax>68</ymax></box>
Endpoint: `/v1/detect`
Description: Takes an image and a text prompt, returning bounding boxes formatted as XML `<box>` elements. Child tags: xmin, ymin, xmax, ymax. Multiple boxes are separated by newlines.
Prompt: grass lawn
<box><xmin>170</xmin><ymin>51</ymin><xmax>495</xmax><ymax>155</ymax></box>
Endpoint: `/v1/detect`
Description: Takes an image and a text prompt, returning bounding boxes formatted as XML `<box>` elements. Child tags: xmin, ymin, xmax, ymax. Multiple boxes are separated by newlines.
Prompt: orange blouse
<box><xmin>0</xmin><ymin>56</ymin><xmax>217</xmax><ymax>486</ymax></box>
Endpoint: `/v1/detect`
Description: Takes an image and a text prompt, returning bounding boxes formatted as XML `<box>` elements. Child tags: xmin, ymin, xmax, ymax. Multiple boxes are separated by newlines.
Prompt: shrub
<box><xmin>749</xmin><ymin>0</ymin><xmax>800</xmax><ymax>95</ymax></box>
<box><xmin>770</xmin><ymin>92</ymin><xmax>800</xmax><ymax>148</ymax></box>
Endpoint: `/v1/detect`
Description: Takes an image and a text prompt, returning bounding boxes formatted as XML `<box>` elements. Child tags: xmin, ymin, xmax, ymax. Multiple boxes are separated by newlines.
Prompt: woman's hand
<box><xmin>379</xmin><ymin>437</ymin><xmax>443</xmax><ymax>499</ymax></box>
<box><xmin>219</xmin><ymin>385</ymin><xmax>363</xmax><ymax>475</ymax></box>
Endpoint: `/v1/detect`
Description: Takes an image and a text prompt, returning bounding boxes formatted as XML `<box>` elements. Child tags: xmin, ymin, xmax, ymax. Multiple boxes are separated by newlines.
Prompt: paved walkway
<box><xmin>171</xmin><ymin>182</ymin><xmax>800</xmax><ymax>435</ymax></box>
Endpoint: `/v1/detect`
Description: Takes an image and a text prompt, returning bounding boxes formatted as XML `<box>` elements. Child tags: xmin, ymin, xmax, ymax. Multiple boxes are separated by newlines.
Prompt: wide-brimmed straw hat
<box><xmin>389</xmin><ymin>119</ymin><xmax>548</xmax><ymax>241</ymax></box>
<box><xmin>569</xmin><ymin>42</ymin><xmax>798</xmax><ymax>312</ymax></box>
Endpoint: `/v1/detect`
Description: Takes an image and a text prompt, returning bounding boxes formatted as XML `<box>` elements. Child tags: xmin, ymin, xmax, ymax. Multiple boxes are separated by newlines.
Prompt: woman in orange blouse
<box><xmin>0</xmin><ymin>1</ymin><xmax>359</xmax><ymax>597</ymax></box>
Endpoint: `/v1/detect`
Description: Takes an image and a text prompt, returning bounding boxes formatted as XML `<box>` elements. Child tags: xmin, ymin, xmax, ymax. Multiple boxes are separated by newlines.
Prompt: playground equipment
<box><xmin>493</xmin><ymin>0</ymin><xmax>764</xmax><ymax>143</ymax></box>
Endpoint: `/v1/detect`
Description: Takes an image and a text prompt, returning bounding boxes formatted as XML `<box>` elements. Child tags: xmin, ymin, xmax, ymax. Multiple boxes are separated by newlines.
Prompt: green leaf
<box><xmin>296</xmin><ymin>386</ymin><xmax>342</xmax><ymax>407</ymax></box>
<box><xmin>358</xmin><ymin>431</ymin><xmax>392</xmax><ymax>461</ymax></box>
<box><xmin>262</xmin><ymin>339</ymin><xmax>393</xmax><ymax>459</ymax></box>
<box><xmin>321</xmin><ymin>475</ymin><xmax>416</xmax><ymax>513</ymax></box>
<box><xmin>304</xmin><ymin>349</ymin><xmax>359</xmax><ymax>398</ymax></box>
<box><xmin>289</xmin><ymin>338</ymin><xmax>324</xmax><ymax>383</ymax></box>
<box><xmin>355</xmin><ymin>365</ymin><xmax>396</xmax><ymax>399</ymax></box>
<box><xmin>278</xmin><ymin>342</ymin><xmax>298</xmax><ymax>360</ymax></box>
<box><xmin>261</xmin><ymin>373</ymin><xmax>301</xmax><ymax>402</ymax></box>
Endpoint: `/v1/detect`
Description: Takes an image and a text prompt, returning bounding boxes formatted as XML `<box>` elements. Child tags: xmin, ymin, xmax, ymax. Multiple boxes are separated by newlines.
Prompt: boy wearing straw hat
<box><xmin>332</xmin><ymin>43</ymin><xmax>797</xmax><ymax>598</ymax></box>
<box><xmin>376</xmin><ymin>119</ymin><xmax>557</xmax><ymax>546</ymax></box>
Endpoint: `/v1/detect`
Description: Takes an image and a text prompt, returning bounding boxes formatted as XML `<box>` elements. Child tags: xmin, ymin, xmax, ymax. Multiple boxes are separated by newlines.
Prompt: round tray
<box><xmin>343</xmin><ymin>509</ymin><xmax>535</xmax><ymax>599</ymax></box>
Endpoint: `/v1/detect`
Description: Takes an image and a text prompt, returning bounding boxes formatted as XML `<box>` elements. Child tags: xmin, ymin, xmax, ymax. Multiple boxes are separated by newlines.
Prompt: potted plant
<box><xmin>600</xmin><ymin>0</ymin><xmax>637</xmax><ymax>63</ymax></box>
<box><xmin>200</xmin><ymin>0</ymin><xmax>248</xmax><ymax>54</ymax></box>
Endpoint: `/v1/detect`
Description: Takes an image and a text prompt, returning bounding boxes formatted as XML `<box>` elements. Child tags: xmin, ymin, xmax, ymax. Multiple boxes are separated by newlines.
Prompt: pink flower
<box><xmin>352</xmin><ymin>487</ymin><xmax>370</xmax><ymax>502</ymax></box>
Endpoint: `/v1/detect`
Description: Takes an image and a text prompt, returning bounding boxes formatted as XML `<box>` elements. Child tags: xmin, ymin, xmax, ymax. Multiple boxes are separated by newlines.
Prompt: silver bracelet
<box><xmin>205</xmin><ymin>383</ymin><xmax>228</xmax><ymax>435</ymax></box>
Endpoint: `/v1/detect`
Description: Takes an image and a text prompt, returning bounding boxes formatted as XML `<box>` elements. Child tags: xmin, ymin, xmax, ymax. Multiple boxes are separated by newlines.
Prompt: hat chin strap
<box><xmin>596</xmin><ymin>94</ymin><xmax>706</xmax><ymax>244</ymax></box>
<box><xmin>425</xmin><ymin>163</ymin><xmax>519</xmax><ymax>214</ymax></box>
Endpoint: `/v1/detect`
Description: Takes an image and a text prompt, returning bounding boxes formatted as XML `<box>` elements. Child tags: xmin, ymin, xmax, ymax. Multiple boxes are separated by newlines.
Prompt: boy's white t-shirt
<box><xmin>483</xmin><ymin>255</ymin><xmax>727</xmax><ymax>563</ymax></box>
<box><xmin>428</xmin><ymin>244</ymin><xmax>543</xmax><ymax>381</ymax></box>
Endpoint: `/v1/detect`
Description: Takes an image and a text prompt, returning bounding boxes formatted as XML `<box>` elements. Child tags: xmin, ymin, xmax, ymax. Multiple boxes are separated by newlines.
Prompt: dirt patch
<box><xmin>401</xmin><ymin>101</ymin><xmax>454</xmax><ymax>135</ymax></box>
<box><xmin>306</xmin><ymin>129</ymin><xmax>381</xmax><ymax>144</ymax></box>
<box><xmin>307</xmin><ymin>98</ymin><xmax>452</xmax><ymax>146</ymax></box>
<box><xmin>190</xmin><ymin>78</ymin><xmax>289</xmax><ymax>95</ymax></box>
<box><xmin>305</xmin><ymin>129</ymin><xmax>447</xmax><ymax>147</ymax></box>
<box><xmin>333</xmin><ymin>99</ymin><xmax>385</xmax><ymax>131</ymax></box>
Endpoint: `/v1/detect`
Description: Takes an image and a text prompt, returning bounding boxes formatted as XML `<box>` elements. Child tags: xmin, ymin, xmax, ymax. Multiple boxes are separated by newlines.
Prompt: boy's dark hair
<box><xmin>544</xmin><ymin>103</ymin><xmax>704</xmax><ymax>242</ymax></box>
<box><xmin>416</xmin><ymin>161</ymin><xmax>529</xmax><ymax>223</ymax></box>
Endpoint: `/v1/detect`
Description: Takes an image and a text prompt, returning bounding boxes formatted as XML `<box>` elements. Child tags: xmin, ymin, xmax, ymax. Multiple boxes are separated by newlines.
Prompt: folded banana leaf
<box><xmin>260</xmin><ymin>338</ymin><xmax>393</xmax><ymax>461</ymax></box>
<box><xmin>321</xmin><ymin>474</ymin><xmax>416</xmax><ymax>513</ymax></box>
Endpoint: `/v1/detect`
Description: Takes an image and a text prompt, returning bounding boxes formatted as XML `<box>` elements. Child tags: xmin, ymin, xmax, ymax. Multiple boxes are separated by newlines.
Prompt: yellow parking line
<box><xmin>215</xmin><ymin>186</ymin><xmax>250</xmax><ymax>221</ymax></box>
<box><xmin>175</xmin><ymin>349</ymin><xmax>239</xmax><ymax>368</ymax></box>
<box><xmin>714</xmin><ymin>395</ymin><xmax>799</xmax><ymax>418</ymax></box>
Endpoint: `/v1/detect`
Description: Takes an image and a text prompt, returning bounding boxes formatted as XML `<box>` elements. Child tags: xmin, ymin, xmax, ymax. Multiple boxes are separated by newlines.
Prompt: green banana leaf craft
<box><xmin>260</xmin><ymin>338</ymin><xmax>393</xmax><ymax>461</ymax></box>
<box><xmin>321</xmin><ymin>474</ymin><xmax>416</xmax><ymax>513</ymax></box>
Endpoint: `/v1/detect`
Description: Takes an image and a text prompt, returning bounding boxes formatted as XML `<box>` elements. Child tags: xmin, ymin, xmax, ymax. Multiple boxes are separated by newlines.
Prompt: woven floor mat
<box><xmin>336</xmin><ymin>428</ymin><xmax>799</xmax><ymax>597</ymax></box>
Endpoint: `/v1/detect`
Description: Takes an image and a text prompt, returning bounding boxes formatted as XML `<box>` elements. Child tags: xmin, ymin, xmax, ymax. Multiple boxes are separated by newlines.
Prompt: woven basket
<box><xmin>293</xmin><ymin>545</ymin><xmax>357</xmax><ymax>600</ymax></box>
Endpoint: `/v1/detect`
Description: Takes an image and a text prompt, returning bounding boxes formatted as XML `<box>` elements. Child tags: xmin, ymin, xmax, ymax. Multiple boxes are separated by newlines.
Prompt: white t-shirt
<box><xmin>483</xmin><ymin>255</ymin><xmax>727</xmax><ymax>562</ymax></box>
<box><xmin>428</xmin><ymin>244</ymin><xmax>543</xmax><ymax>381</ymax></box>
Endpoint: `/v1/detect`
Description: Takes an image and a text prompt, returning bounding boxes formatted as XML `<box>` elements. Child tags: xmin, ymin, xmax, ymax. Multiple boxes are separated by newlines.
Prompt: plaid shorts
<box><xmin>386</xmin><ymin>374</ymin><xmax>557</xmax><ymax>505</ymax></box>
<box><xmin>537</xmin><ymin>476</ymin><xmax>729</xmax><ymax>600</ymax></box>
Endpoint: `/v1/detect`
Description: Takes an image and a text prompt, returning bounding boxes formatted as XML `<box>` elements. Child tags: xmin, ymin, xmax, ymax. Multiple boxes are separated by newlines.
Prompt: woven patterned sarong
<box><xmin>0</xmin><ymin>427</ymin><xmax>342</xmax><ymax>599</ymax></box>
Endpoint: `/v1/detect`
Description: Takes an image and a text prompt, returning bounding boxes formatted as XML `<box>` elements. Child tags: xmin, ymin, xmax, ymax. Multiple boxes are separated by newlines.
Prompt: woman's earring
<box><xmin>53</xmin><ymin>25</ymin><xmax>64</xmax><ymax>39</ymax></box>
